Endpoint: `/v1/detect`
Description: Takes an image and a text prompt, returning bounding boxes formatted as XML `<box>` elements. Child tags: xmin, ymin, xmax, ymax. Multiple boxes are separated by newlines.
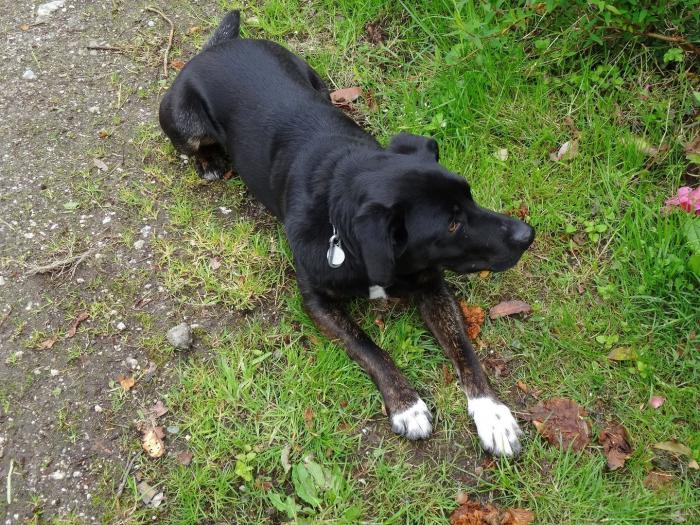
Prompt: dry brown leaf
<box><xmin>502</xmin><ymin>508</ymin><xmax>535</xmax><ymax>525</ymax></box>
<box><xmin>330</xmin><ymin>87</ymin><xmax>362</xmax><ymax>105</ymax></box>
<box><xmin>460</xmin><ymin>302</ymin><xmax>485</xmax><ymax>340</ymax></box>
<box><xmin>186</xmin><ymin>26</ymin><xmax>201</xmax><ymax>35</ymax></box>
<box><xmin>149</xmin><ymin>400</ymin><xmax>168</xmax><ymax>419</ymax></box>
<box><xmin>688</xmin><ymin>459</ymin><xmax>699</xmax><ymax>470</ymax></box>
<box><xmin>449</xmin><ymin>496</ymin><xmax>534</xmax><ymax>525</ymax></box>
<box><xmin>489</xmin><ymin>300</ymin><xmax>531</xmax><ymax>320</ymax></box>
<box><xmin>66</xmin><ymin>311</ymin><xmax>89</xmax><ymax>338</ymax></box>
<box><xmin>136</xmin><ymin>480</ymin><xmax>164</xmax><ymax>507</ymax></box>
<box><xmin>529</xmin><ymin>397</ymin><xmax>590</xmax><ymax>451</ymax></box>
<box><xmin>37</xmin><ymin>336</ymin><xmax>58</xmax><ymax>350</ymax></box>
<box><xmin>142</xmin><ymin>427</ymin><xmax>165</xmax><ymax>458</ymax></box>
<box><xmin>176</xmin><ymin>450</ymin><xmax>193</xmax><ymax>466</ymax></box>
<box><xmin>374</xmin><ymin>317</ymin><xmax>385</xmax><ymax>330</ymax></box>
<box><xmin>643</xmin><ymin>471</ymin><xmax>674</xmax><ymax>491</ymax></box>
<box><xmin>599</xmin><ymin>423</ymin><xmax>632</xmax><ymax>471</ymax></box>
<box><xmin>549</xmin><ymin>139</ymin><xmax>579</xmax><ymax>162</ymax></box>
<box><xmin>607</xmin><ymin>346</ymin><xmax>638</xmax><ymax>361</ymax></box>
<box><xmin>118</xmin><ymin>375</ymin><xmax>135</xmax><ymax>391</ymax></box>
<box><xmin>478</xmin><ymin>270</ymin><xmax>491</xmax><ymax>278</ymax></box>
<box><xmin>170</xmin><ymin>59</ymin><xmax>186</xmax><ymax>71</ymax></box>
<box><xmin>442</xmin><ymin>363</ymin><xmax>455</xmax><ymax>385</ymax></box>
<box><xmin>653</xmin><ymin>440</ymin><xmax>692</xmax><ymax>457</ymax></box>
<box><xmin>303</xmin><ymin>407</ymin><xmax>314</xmax><ymax>429</ymax></box>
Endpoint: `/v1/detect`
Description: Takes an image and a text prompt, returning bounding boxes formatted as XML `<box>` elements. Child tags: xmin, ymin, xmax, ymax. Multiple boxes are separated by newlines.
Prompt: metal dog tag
<box><xmin>327</xmin><ymin>229</ymin><xmax>345</xmax><ymax>268</ymax></box>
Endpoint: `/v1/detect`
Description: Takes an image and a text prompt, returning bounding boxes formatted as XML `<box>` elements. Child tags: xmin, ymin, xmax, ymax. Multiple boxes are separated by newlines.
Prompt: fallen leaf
<box><xmin>572</xmin><ymin>232</ymin><xmax>586</xmax><ymax>245</ymax></box>
<box><xmin>303</xmin><ymin>407</ymin><xmax>314</xmax><ymax>428</ymax></box>
<box><xmin>489</xmin><ymin>300</ymin><xmax>531</xmax><ymax>320</ymax></box>
<box><xmin>506</xmin><ymin>202</ymin><xmax>529</xmax><ymax>220</ymax></box>
<box><xmin>97</xmin><ymin>129</ymin><xmax>110</xmax><ymax>139</ymax></box>
<box><xmin>142</xmin><ymin>427</ymin><xmax>165</xmax><ymax>458</ymax></box>
<box><xmin>599</xmin><ymin>423</ymin><xmax>632</xmax><ymax>470</ymax></box>
<box><xmin>136</xmin><ymin>480</ymin><xmax>164</xmax><ymax>507</ymax></box>
<box><xmin>502</xmin><ymin>508</ymin><xmax>535</xmax><ymax>525</ymax></box>
<box><xmin>516</xmin><ymin>380</ymin><xmax>529</xmax><ymax>394</ymax></box>
<box><xmin>330</xmin><ymin>87</ymin><xmax>362</xmax><ymax>105</ymax></box>
<box><xmin>149</xmin><ymin>400</ymin><xmax>168</xmax><ymax>419</ymax></box>
<box><xmin>63</xmin><ymin>200</ymin><xmax>80</xmax><ymax>210</ymax></box>
<box><xmin>117</xmin><ymin>375</ymin><xmax>135</xmax><ymax>391</ymax></box>
<box><xmin>449</xmin><ymin>496</ymin><xmax>534</xmax><ymax>525</ymax></box>
<box><xmin>643</xmin><ymin>471</ymin><xmax>674</xmax><ymax>490</ymax></box>
<box><xmin>460</xmin><ymin>302</ymin><xmax>485</xmax><ymax>339</ymax></box>
<box><xmin>549</xmin><ymin>139</ymin><xmax>579</xmax><ymax>162</ymax></box>
<box><xmin>689</xmin><ymin>459</ymin><xmax>699</xmax><ymax>470</ymax></box>
<box><xmin>280</xmin><ymin>444</ymin><xmax>292</xmax><ymax>473</ymax></box>
<box><xmin>607</xmin><ymin>346</ymin><xmax>638</xmax><ymax>361</ymax></box>
<box><xmin>186</xmin><ymin>25</ymin><xmax>201</xmax><ymax>35</ymax></box>
<box><xmin>66</xmin><ymin>311</ymin><xmax>89</xmax><ymax>338</ymax></box>
<box><xmin>478</xmin><ymin>270</ymin><xmax>491</xmax><ymax>278</ymax></box>
<box><xmin>37</xmin><ymin>336</ymin><xmax>58</xmax><ymax>350</ymax></box>
<box><xmin>529</xmin><ymin>397</ymin><xmax>590</xmax><ymax>451</ymax></box>
<box><xmin>653</xmin><ymin>440</ymin><xmax>692</xmax><ymax>457</ymax></box>
<box><xmin>170</xmin><ymin>59</ymin><xmax>185</xmax><ymax>71</ymax></box>
<box><xmin>648</xmin><ymin>396</ymin><xmax>665</xmax><ymax>409</ymax></box>
<box><xmin>374</xmin><ymin>317</ymin><xmax>385</xmax><ymax>330</ymax></box>
<box><xmin>176</xmin><ymin>450</ymin><xmax>193</xmax><ymax>466</ymax></box>
<box><xmin>93</xmin><ymin>158</ymin><xmax>108</xmax><ymax>172</ymax></box>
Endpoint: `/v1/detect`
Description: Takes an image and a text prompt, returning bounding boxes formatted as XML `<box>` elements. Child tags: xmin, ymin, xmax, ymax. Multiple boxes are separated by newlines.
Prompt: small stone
<box><xmin>50</xmin><ymin>369</ymin><xmax>59</xmax><ymax>377</ymax></box>
<box><xmin>22</xmin><ymin>69</ymin><xmax>37</xmax><ymax>81</ymax></box>
<box><xmin>116</xmin><ymin>322</ymin><xmax>126</xmax><ymax>331</ymax></box>
<box><xmin>0</xmin><ymin>276</ymin><xmax>5</xmax><ymax>285</ymax></box>
<box><xmin>49</xmin><ymin>470</ymin><xmax>66</xmax><ymax>480</ymax></box>
<box><xmin>147</xmin><ymin>20</ymin><xmax>155</xmax><ymax>27</ymax></box>
<box><xmin>166</xmin><ymin>425</ymin><xmax>179</xmax><ymax>434</ymax></box>
<box><xmin>36</xmin><ymin>0</ymin><xmax>65</xmax><ymax>23</ymax></box>
<box><xmin>133</xmin><ymin>239</ymin><xmax>145</xmax><ymax>250</ymax></box>
<box><xmin>125</xmin><ymin>357</ymin><xmax>138</xmax><ymax>369</ymax></box>
<box><xmin>72</xmin><ymin>471</ymin><xmax>82</xmax><ymax>478</ymax></box>
<box><xmin>94</xmin><ymin>405</ymin><xmax>103</xmax><ymax>413</ymax></box>
<box><xmin>87</xmin><ymin>106</ymin><xmax>99</xmax><ymax>114</ymax></box>
<box><xmin>166</xmin><ymin>322</ymin><xmax>193</xmax><ymax>350</ymax></box>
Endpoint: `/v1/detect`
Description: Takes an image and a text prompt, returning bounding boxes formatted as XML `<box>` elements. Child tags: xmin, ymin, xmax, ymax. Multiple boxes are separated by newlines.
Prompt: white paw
<box><xmin>468</xmin><ymin>397</ymin><xmax>522</xmax><ymax>457</ymax></box>
<box><xmin>390</xmin><ymin>398</ymin><xmax>433</xmax><ymax>440</ymax></box>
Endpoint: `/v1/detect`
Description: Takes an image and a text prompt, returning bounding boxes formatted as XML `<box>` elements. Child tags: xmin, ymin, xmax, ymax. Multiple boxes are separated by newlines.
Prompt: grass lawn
<box><xmin>113</xmin><ymin>1</ymin><xmax>699</xmax><ymax>523</ymax></box>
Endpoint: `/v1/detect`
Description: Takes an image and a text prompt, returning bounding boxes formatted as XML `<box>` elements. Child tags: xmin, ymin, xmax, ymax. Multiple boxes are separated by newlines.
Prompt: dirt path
<box><xmin>0</xmin><ymin>2</ymin><xmax>213</xmax><ymax>521</ymax></box>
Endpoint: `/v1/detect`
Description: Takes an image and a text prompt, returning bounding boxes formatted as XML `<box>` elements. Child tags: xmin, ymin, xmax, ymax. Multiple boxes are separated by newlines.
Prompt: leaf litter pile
<box><xmin>450</xmin><ymin>493</ymin><xmax>534</xmax><ymax>525</ymax></box>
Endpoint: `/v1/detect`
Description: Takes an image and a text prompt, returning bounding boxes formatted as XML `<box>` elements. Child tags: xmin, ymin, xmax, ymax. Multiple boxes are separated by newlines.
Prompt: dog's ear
<box><xmin>354</xmin><ymin>203</ymin><xmax>405</xmax><ymax>287</ymax></box>
<box><xmin>387</xmin><ymin>133</ymin><xmax>439</xmax><ymax>162</ymax></box>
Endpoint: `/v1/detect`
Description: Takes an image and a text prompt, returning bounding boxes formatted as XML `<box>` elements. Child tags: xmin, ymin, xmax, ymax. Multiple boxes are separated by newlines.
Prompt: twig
<box><xmin>87</xmin><ymin>45</ymin><xmax>123</xmax><ymax>52</ymax></box>
<box><xmin>24</xmin><ymin>243</ymin><xmax>105</xmax><ymax>278</ymax></box>
<box><xmin>115</xmin><ymin>454</ymin><xmax>137</xmax><ymax>498</ymax></box>
<box><xmin>6</xmin><ymin>459</ymin><xmax>13</xmax><ymax>505</ymax></box>
<box><xmin>145</xmin><ymin>6</ymin><xmax>174</xmax><ymax>77</ymax></box>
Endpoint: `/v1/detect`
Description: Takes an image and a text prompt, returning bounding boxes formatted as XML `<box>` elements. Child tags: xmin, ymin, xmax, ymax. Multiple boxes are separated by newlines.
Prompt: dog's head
<box><xmin>352</xmin><ymin>133</ymin><xmax>534</xmax><ymax>286</ymax></box>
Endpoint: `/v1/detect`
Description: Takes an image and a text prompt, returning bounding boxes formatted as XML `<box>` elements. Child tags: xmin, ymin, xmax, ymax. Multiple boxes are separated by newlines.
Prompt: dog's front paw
<box><xmin>390</xmin><ymin>398</ymin><xmax>433</xmax><ymax>440</ymax></box>
<box><xmin>468</xmin><ymin>397</ymin><xmax>522</xmax><ymax>457</ymax></box>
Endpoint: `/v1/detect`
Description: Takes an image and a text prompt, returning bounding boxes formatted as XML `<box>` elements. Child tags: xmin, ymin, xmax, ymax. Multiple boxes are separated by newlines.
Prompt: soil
<box><xmin>0</xmin><ymin>1</ymin><xmax>219</xmax><ymax>522</ymax></box>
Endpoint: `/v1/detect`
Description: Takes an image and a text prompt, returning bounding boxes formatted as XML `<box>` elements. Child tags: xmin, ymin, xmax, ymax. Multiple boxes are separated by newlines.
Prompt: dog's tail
<box><xmin>202</xmin><ymin>10</ymin><xmax>241</xmax><ymax>51</ymax></box>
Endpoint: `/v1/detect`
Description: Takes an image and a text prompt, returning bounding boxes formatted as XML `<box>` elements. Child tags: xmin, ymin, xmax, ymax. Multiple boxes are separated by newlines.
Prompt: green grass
<box><xmin>109</xmin><ymin>1</ymin><xmax>699</xmax><ymax>523</ymax></box>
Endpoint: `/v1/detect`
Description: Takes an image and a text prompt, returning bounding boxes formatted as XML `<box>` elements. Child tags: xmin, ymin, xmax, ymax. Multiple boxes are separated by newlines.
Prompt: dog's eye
<box><xmin>448</xmin><ymin>220</ymin><xmax>461</xmax><ymax>234</ymax></box>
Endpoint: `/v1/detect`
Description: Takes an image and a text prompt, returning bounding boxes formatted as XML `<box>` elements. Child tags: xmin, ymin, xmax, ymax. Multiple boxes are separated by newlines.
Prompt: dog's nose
<box><xmin>509</xmin><ymin>222</ymin><xmax>535</xmax><ymax>248</ymax></box>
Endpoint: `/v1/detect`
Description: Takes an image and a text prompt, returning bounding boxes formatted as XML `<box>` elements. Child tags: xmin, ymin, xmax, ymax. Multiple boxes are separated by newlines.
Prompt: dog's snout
<box><xmin>509</xmin><ymin>221</ymin><xmax>535</xmax><ymax>248</ymax></box>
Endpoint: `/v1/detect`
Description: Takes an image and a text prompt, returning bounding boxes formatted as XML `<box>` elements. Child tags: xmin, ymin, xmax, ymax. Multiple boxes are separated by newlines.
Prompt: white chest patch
<box><xmin>368</xmin><ymin>285</ymin><xmax>387</xmax><ymax>300</ymax></box>
<box><xmin>389</xmin><ymin>398</ymin><xmax>433</xmax><ymax>440</ymax></box>
<box><xmin>467</xmin><ymin>396</ymin><xmax>523</xmax><ymax>457</ymax></box>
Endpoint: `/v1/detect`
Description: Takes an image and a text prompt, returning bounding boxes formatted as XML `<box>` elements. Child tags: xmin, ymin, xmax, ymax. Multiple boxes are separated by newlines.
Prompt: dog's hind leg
<box><xmin>418</xmin><ymin>277</ymin><xmax>522</xmax><ymax>457</ymax></box>
<box><xmin>159</xmin><ymin>94</ymin><xmax>233</xmax><ymax>181</ymax></box>
<box><xmin>300</xmin><ymin>287</ymin><xmax>433</xmax><ymax>440</ymax></box>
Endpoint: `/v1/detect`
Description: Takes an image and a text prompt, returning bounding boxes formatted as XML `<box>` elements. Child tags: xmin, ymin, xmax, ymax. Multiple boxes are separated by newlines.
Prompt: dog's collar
<box><xmin>327</xmin><ymin>224</ymin><xmax>346</xmax><ymax>268</ymax></box>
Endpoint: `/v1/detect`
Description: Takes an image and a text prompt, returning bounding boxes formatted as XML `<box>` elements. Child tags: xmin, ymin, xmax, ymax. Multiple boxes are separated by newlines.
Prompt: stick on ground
<box><xmin>145</xmin><ymin>6</ymin><xmax>175</xmax><ymax>77</ymax></box>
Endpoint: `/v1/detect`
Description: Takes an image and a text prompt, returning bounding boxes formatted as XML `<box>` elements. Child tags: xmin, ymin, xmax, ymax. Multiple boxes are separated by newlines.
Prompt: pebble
<box><xmin>50</xmin><ymin>470</ymin><xmax>66</xmax><ymax>480</ymax></box>
<box><xmin>94</xmin><ymin>405</ymin><xmax>103</xmax><ymax>413</ymax></box>
<box><xmin>0</xmin><ymin>276</ymin><xmax>5</xmax><ymax>285</ymax></box>
<box><xmin>22</xmin><ymin>69</ymin><xmax>37</xmax><ymax>81</ymax></box>
<box><xmin>147</xmin><ymin>20</ymin><xmax>155</xmax><ymax>27</ymax></box>
<box><xmin>133</xmin><ymin>239</ymin><xmax>145</xmax><ymax>250</ymax></box>
<box><xmin>125</xmin><ymin>357</ymin><xmax>138</xmax><ymax>369</ymax></box>
<box><xmin>166</xmin><ymin>322</ymin><xmax>193</xmax><ymax>350</ymax></box>
<box><xmin>116</xmin><ymin>322</ymin><xmax>126</xmax><ymax>330</ymax></box>
<box><xmin>36</xmin><ymin>0</ymin><xmax>65</xmax><ymax>23</ymax></box>
<box><xmin>50</xmin><ymin>369</ymin><xmax>59</xmax><ymax>377</ymax></box>
<box><xmin>166</xmin><ymin>426</ymin><xmax>179</xmax><ymax>434</ymax></box>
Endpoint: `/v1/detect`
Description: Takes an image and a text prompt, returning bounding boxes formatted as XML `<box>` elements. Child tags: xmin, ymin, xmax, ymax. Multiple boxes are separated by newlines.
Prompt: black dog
<box><xmin>159</xmin><ymin>11</ymin><xmax>534</xmax><ymax>457</ymax></box>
